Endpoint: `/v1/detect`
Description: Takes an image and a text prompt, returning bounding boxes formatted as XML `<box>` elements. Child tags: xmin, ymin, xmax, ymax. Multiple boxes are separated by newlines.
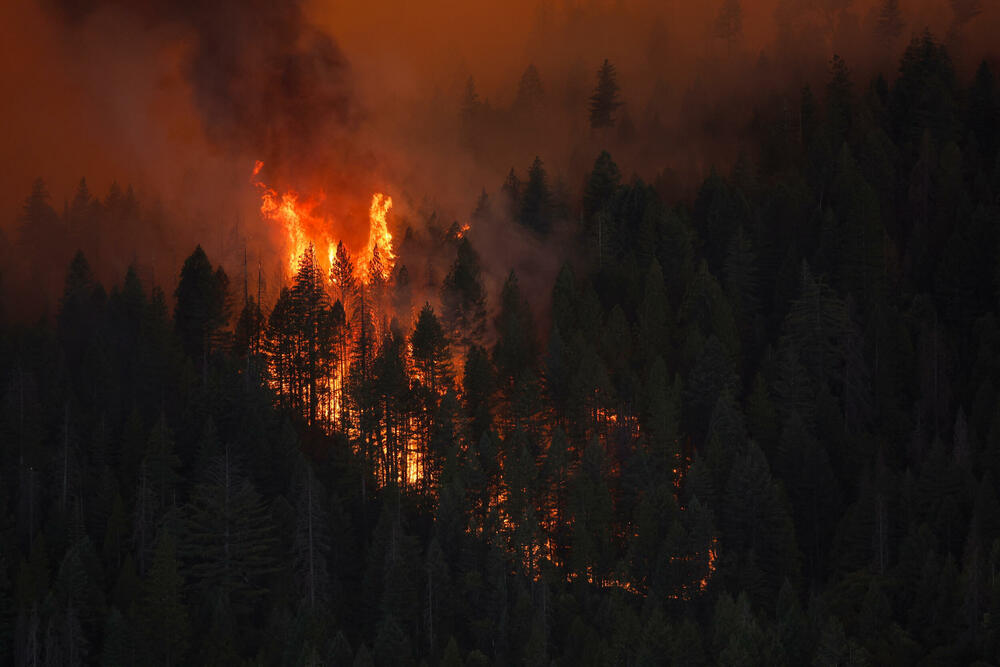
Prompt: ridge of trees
<box><xmin>2</xmin><ymin>31</ymin><xmax>1000</xmax><ymax>665</ymax></box>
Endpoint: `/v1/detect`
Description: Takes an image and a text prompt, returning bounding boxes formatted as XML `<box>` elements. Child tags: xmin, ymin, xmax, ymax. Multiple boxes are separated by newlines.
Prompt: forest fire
<box><xmin>252</xmin><ymin>162</ymin><xmax>419</xmax><ymax>490</ymax></box>
<box><xmin>252</xmin><ymin>163</ymin><xmax>721</xmax><ymax>602</ymax></box>
<box><xmin>5</xmin><ymin>0</ymin><xmax>998</xmax><ymax>660</ymax></box>
<box><xmin>356</xmin><ymin>193</ymin><xmax>395</xmax><ymax>283</ymax></box>
<box><xmin>253</xmin><ymin>162</ymin><xmax>395</xmax><ymax>286</ymax></box>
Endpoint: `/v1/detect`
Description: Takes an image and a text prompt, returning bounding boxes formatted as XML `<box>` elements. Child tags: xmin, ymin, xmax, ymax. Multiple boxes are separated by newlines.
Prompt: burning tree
<box><xmin>266</xmin><ymin>244</ymin><xmax>343</xmax><ymax>427</ymax></box>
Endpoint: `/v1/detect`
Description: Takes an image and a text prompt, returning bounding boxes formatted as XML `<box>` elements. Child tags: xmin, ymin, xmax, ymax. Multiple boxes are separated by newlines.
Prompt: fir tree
<box><xmin>514</xmin><ymin>64</ymin><xmax>544</xmax><ymax>116</ymax></box>
<box><xmin>713</xmin><ymin>0</ymin><xmax>743</xmax><ymax>54</ymax></box>
<box><xmin>174</xmin><ymin>246</ymin><xmax>229</xmax><ymax>380</ymax></box>
<box><xmin>181</xmin><ymin>438</ymin><xmax>276</xmax><ymax>614</ymax></box>
<box><xmin>519</xmin><ymin>157</ymin><xmax>553</xmax><ymax>235</ymax></box>
<box><xmin>589</xmin><ymin>60</ymin><xmax>623</xmax><ymax>130</ymax></box>
<box><xmin>139</xmin><ymin>530</ymin><xmax>189</xmax><ymax>666</ymax></box>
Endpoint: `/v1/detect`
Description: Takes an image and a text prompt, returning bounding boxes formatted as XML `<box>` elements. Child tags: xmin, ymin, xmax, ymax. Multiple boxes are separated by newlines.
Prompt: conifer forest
<box><xmin>2</xmin><ymin>0</ymin><xmax>1000</xmax><ymax>665</ymax></box>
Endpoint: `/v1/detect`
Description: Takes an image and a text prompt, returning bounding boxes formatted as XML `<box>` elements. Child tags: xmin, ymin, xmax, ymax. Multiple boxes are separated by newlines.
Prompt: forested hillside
<box><xmin>2</xmin><ymin>32</ymin><xmax>1000</xmax><ymax>666</ymax></box>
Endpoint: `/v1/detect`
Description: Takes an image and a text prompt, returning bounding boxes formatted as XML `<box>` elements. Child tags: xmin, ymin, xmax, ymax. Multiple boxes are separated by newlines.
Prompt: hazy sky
<box><xmin>0</xmin><ymin>0</ymin><xmax>996</xmax><ymax>303</ymax></box>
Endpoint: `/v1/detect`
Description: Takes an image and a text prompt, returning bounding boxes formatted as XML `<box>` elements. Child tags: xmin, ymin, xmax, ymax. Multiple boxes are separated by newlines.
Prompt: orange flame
<box><xmin>700</xmin><ymin>540</ymin><xmax>719</xmax><ymax>591</ymax></box>
<box><xmin>252</xmin><ymin>162</ymin><xmax>395</xmax><ymax>285</ymax></box>
<box><xmin>258</xmin><ymin>185</ymin><xmax>326</xmax><ymax>276</ymax></box>
<box><xmin>356</xmin><ymin>193</ymin><xmax>395</xmax><ymax>283</ymax></box>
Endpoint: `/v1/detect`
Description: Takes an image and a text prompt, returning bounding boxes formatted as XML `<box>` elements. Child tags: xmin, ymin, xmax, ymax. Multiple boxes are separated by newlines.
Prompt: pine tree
<box><xmin>501</xmin><ymin>168</ymin><xmax>521</xmax><ymax>219</ymax></box>
<box><xmin>67</xmin><ymin>178</ymin><xmax>96</xmax><ymax>257</ymax></box>
<box><xmin>57</xmin><ymin>251</ymin><xmax>102</xmax><ymax>374</ymax></box>
<box><xmin>51</xmin><ymin>537</ymin><xmax>104</xmax><ymax>665</ymax></box>
<box><xmin>174</xmin><ymin>246</ymin><xmax>229</xmax><ymax>380</ymax></box>
<box><xmin>705</xmin><ymin>391</ymin><xmax>748</xmax><ymax>495</ymax></box>
<box><xmin>441</xmin><ymin>636</ymin><xmax>462</xmax><ymax>667</ymax></box>
<box><xmin>461</xmin><ymin>77</ymin><xmax>482</xmax><ymax>126</ymax></box>
<box><xmin>289</xmin><ymin>244</ymin><xmax>340</xmax><ymax>426</ymax></box>
<box><xmin>679</xmin><ymin>260</ymin><xmax>740</xmax><ymax>362</ymax></box>
<box><xmin>463</xmin><ymin>345</ymin><xmax>495</xmax><ymax>442</ymax></box>
<box><xmin>353</xmin><ymin>644</ymin><xmax>375</xmax><ymax>667</ymax></box>
<box><xmin>519</xmin><ymin>157</ymin><xmax>552</xmax><ymax>235</ymax></box>
<box><xmin>424</xmin><ymin>538</ymin><xmax>449</xmax><ymax>654</ymax></box>
<box><xmin>17</xmin><ymin>179</ymin><xmax>63</xmax><ymax>296</ymax></box>
<box><xmin>0</xmin><ymin>550</ymin><xmax>11</xmax><ymax>664</ymax></box>
<box><xmin>330</xmin><ymin>240</ymin><xmax>358</xmax><ymax>312</ymax></box>
<box><xmin>589</xmin><ymin>60</ymin><xmax>623</xmax><ymax>130</ymax></box>
<box><xmin>233</xmin><ymin>295</ymin><xmax>265</xmax><ymax>384</ymax></box>
<box><xmin>723</xmin><ymin>439</ymin><xmax>800</xmax><ymax>600</ymax></box>
<box><xmin>110</xmin><ymin>553</ymin><xmax>140</xmax><ymax>618</ymax></box>
<box><xmin>330</xmin><ymin>241</ymin><xmax>357</xmax><ymax>425</ymax></box>
<box><xmin>781</xmin><ymin>261</ymin><xmax>848</xmax><ymax>403</ymax></box>
<box><xmin>412</xmin><ymin>305</ymin><xmax>454</xmax><ymax>488</ymax></box>
<box><xmin>827</xmin><ymin>55</ymin><xmax>853</xmax><ymax>147</ymax></box>
<box><xmin>724</xmin><ymin>227</ymin><xmax>760</xmax><ymax>349</ymax></box>
<box><xmin>370</xmin><ymin>326</ymin><xmax>412</xmax><ymax>487</ymax></box>
<box><xmin>712</xmin><ymin>593</ymin><xmax>765</xmax><ymax>665</ymax></box>
<box><xmin>329</xmin><ymin>630</ymin><xmax>353</xmax><ymax>665</ymax></box>
<box><xmin>440</xmin><ymin>238</ymin><xmax>487</xmax><ymax>352</ymax></box>
<box><xmin>684</xmin><ymin>335</ymin><xmax>739</xmax><ymax>443</ymax></box>
<box><xmin>139</xmin><ymin>530</ymin><xmax>189</xmax><ymax>666</ymax></box>
<box><xmin>777</xmin><ymin>414</ymin><xmax>840</xmax><ymax>578</ymax></box>
<box><xmin>890</xmin><ymin>32</ymin><xmax>958</xmax><ymax>156</ymax></box>
<box><xmin>292</xmin><ymin>455</ymin><xmax>330</xmax><ymax>612</ymax></box>
<box><xmin>100</xmin><ymin>607</ymin><xmax>132</xmax><ymax>667</ymax></box>
<box><xmin>583</xmin><ymin>151</ymin><xmax>621</xmax><ymax>225</ymax></box>
<box><xmin>181</xmin><ymin>439</ymin><xmax>276</xmax><ymax>614</ymax></box>
<box><xmin>374</xmin><ymin>613</ymin><xmax>413</xmax><ymax>666</ymax></box>
<box><xmin>967</xmin><ymin>61</ymin><xmax>998</xmax><ymax>165</ymax></box>
<box><xmin>134</xmin><ymin>414</ymin><xmax>180</xmax><ymax>574</ymax></box>
<box><xmin>471</xmin><ymin>189</ymin><xmax>492</xmax><ymax>222</ymax></box>
<box><xmin>514</xmin><ymin>64</ymin><xmax>544</xmax><ymax>116</ymax></box>
<box><xmin>493</xmin><ymin>272</ymin><xmax>537</xmax><ymax>389</ymax></box>
<box><xmin>568</xmin><ymin>437</ymin><xmax>616</xmax><ymax>582</ymax></box>
<box><xmin>411</xmin><ymin>303</ymin><xmax>451</xmax><ymax>401</ymax></box>
<box><xmin>713</xmin><ymin>0</ymin><xmax>743</xmax><ymax>55</ymax></box>
<box><xmin>637</xmin><ymin>259</ymin><xmax>670</xmax><ymax>369</ymax></box>
<box><xmin>875</xmin><ymin>0</ymin><xmax>904</xmax><ymax>43</ymax></box>
<box><xmin>267</xmin><ymin>286</ymin><xmax>297</xmax><ymax>408</ymax></box>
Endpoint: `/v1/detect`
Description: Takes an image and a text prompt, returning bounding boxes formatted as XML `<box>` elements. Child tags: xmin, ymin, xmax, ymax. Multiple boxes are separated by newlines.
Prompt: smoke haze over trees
<box><xmin>2</xmin><ymin>0</ymin><xmax>999</xmax><ymax>316</ymax></box>
<box><xmin>1</xmin><ymin>1</ymin><xmax>1000</xmax><ymax>665</ymax></box>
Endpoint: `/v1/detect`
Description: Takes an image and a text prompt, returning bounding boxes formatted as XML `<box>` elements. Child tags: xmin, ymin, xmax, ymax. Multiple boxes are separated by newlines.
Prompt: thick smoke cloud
<box><xmin>1</xmin><ymin>0</ymin><xmax>998</xmax><ymax>318</ymax></box>
<box><xmin>49</xmin><ymin>0</ymin><xmax>357</xmax><ymax>180</ymax></box>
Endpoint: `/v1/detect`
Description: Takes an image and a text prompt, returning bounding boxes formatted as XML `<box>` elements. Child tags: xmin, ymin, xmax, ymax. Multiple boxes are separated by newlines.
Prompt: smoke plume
<box><xmin>49</xmin><ymin>0</ymin><xmax>358</xmax><ymax>179</ymax></box>
<box><xmin>1</xmin><ymin>0</ymin><xmax>998</xmax><ymax>317</ymax></box>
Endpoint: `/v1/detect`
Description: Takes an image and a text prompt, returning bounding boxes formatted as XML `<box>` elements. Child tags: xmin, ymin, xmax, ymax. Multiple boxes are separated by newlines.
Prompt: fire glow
<box><xmin>253</xmin><ymin>162</ymin><xmax>395</xmax><ymax>285</ymax></box>
<box><xmin>252</xmin><ymin>164</ymin><xmax>717</xmax><ymax>600</ymax></box>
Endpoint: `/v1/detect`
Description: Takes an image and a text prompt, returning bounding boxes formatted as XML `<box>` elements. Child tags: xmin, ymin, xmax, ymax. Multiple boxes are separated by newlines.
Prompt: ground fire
<box><xmin>253</xmin><ymin>162</ymin><xmax>719</xmax><ymax>599</ymax></box>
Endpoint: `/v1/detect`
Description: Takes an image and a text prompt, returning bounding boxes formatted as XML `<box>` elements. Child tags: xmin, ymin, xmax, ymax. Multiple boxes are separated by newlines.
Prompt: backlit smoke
<box><xmin>48</xmin><ymin>0</ymin><xmax>357</xmax><ymax>179</ymax></box>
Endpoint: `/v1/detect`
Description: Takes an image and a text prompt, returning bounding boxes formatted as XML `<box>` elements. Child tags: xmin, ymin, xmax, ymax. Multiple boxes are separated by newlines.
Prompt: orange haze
<box><xmin>0</xmin><ymin>0</ymin><xmax>997</xmax><ymax>312</ymax></box>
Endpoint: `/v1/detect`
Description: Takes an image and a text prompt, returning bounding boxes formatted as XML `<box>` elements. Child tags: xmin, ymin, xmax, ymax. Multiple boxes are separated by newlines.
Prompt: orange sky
<box><xmin>0</xmin><ymin>0</ymin><xmax>996</xmax><ymax>288</ymax></box>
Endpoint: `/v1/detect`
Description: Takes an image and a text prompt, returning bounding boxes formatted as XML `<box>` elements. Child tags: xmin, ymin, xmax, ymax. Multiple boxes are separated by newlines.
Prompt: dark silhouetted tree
<box><xmin>589</xmin><ymin>60</ymin><xmax>622</xmax><ymax>129</ymax></box>
<box><xmin>519</xmin><ymin>157</ymin><xmax>552</xmax><ymax>235</ymax></box>
<box><xmin>174</xmin><ymin>246</ymin><xmax>229</xmax><ymax>380</ymax></box>
<box><xmin>713</xmin><ymin>0</ymin><xmax>742</xmax><ymax>54</ymax></box>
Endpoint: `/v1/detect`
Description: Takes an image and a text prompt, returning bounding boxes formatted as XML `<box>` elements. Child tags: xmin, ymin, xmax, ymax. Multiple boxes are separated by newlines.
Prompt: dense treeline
<box><xmin>3</xmin><ymin>31</ymin><xmax>1000</xmax><ymax>666</ymax></box>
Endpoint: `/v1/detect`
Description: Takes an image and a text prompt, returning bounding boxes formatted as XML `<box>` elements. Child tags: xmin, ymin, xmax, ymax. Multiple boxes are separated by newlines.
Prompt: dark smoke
<box><xmin>49</xmin><ymin>0</ymin><xmax>358</xmax><ymax>177</ymax></box>
<box><xmin>8</xmin><ymin>0</ymin><xmax>999</xmax><ymax>322</ymax></box>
